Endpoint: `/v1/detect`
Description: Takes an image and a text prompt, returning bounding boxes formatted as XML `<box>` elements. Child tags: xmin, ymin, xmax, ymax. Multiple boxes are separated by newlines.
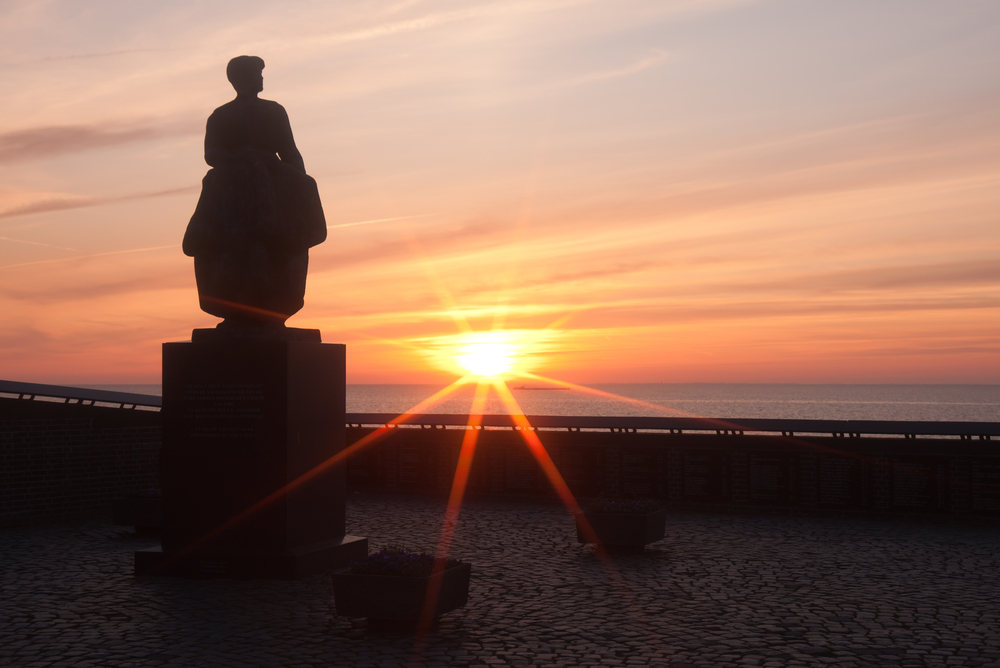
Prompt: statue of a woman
<box><xmin>182</xmin><ymin>56</ymin><xmax>327</xmax><ymax>330</ymax></box>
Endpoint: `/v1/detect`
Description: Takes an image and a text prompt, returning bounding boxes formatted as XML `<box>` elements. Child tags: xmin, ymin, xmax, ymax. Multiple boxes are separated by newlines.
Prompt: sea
<box><xmin>84</xmin><ymin>383</ymin><xmax>999</xmax><ymax>423</ymax></box>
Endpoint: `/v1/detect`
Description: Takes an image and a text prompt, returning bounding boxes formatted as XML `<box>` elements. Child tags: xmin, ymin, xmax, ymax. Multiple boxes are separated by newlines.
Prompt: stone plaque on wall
<box><xmin>183</xmin><ymin>382</ymin><xmax>266</xmax><ymax>439</ymax></box>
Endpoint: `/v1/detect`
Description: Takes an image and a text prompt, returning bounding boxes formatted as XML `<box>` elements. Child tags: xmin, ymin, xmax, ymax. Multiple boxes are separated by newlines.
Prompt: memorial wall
<box><xmin>344</xmin><ymin>427</ymin><xmax>1000</xmax><ymax>520</ymax></box>
<box><xmin>0</xmin><ymin>399</ymin><xmax>160</xmax><ymax>526</ymax></box>
<box><xmin>4</xmin><ymin>397</ymin><xmax>999</xmax><ymax>526</ymax></box>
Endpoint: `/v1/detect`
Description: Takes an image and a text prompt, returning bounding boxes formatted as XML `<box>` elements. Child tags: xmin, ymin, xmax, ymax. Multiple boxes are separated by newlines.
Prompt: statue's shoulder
<box><xmin>206</xmin><ymin>99</ymin><xmax>289</xmax><ymax>134</ymax></box>
<box><xmin>257</xmin><ymin>98</ymin><xmax>289</xmax><ymax>119</ymax></box>
<box><xmin>207</xmin><ymin>99</ymin><xmax>240</xmax><ymax>124</ymax></box>
<box><xmin>208</xmin><ymin>97</ymin><xmax>283</xmax><ymax>114</ymax></box>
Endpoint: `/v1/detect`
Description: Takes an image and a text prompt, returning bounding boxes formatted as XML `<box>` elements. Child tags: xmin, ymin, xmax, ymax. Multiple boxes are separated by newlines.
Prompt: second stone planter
<box><xmin>576</xmin><ymin>508</ymin><xmax>667</xmax><ymax>550</ymax></box>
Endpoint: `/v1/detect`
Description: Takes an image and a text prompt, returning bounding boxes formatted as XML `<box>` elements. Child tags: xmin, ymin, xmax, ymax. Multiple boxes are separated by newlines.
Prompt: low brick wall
<box><xmin>345</xmin><ymin>427</ymin><xmax>1000</xmax><ymax>520</ymax></box>
<box><xmin>0</xmin><ymin>401</ymin><xmax>161</xmax><ymax>526</ymax></box>
<box><xmin>4</xmin><ymin>396</ymin><xmax>998</xmax><ymax>526</ymax></box>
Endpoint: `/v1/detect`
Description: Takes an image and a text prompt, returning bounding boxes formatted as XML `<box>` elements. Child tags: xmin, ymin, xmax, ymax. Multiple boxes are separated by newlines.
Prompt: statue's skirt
<box><xmin>182</xmin><ymin>155</ymin><xmax>326</xmax><ymax>323</ymax></box>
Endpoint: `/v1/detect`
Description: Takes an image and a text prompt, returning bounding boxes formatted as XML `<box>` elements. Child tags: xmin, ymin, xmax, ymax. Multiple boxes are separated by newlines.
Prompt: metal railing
<box><xmin>0</xmin><ymin>379</ymin><xmax>162</xmax><ymax>411</ymax></box>
<box><xmin>347</xmin><ymin>413</ymin><xmax>999</xmax><ymax>440</ymax></box>
<box><xmin>2</xmin><ymin>380</ymin><xmax>996</xmax><ymax>439</ymax></box>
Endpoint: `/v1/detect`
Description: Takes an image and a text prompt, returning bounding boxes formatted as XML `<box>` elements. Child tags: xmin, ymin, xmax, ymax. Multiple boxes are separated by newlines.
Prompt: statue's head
<box><xmin>227</xmin><ymin>55</ymin><xmax>265</xmax><ymax>96</ymax></box>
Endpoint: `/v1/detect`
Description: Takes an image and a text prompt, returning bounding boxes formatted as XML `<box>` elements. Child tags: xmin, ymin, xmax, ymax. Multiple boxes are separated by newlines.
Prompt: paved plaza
<box><xmin>2</xmin><ymin>492</ymin><xmax>999</xmax><ymax>668</ymax></box>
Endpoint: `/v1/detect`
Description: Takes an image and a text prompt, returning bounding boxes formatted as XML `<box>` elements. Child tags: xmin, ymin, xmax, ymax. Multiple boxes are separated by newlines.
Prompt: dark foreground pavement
<box><xmin>2</xmin><ymin>492</ymin><xmax>999</xmax><ymax>668</ymax></box>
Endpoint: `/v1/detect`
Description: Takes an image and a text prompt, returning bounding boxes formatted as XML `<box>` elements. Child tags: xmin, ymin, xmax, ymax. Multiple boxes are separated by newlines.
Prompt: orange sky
<box><xmin>1</xmin><ymin>0</ymin><xmax>998</xmax><ymax>384</ymax></box>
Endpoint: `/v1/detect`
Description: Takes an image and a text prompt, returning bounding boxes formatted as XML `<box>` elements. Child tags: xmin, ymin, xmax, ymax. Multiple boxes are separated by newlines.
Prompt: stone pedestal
<box><xmin>136</xmin><ymin>329</ymin><xmax>366</xmax><ymax>578</ymax></box>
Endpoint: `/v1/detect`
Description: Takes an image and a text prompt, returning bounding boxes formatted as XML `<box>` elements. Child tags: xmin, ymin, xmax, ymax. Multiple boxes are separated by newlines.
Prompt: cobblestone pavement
<box><xmin>2</xmin><ymin>492</ymin><xmax>999</xmax><ymax>668</ymax></box>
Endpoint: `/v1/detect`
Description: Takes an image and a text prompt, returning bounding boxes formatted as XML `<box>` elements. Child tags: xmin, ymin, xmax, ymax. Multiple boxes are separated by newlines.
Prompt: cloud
<box><xmin>310</xmin><ymin>218</ymin><xmax>503</xmax><ymax>273</ymax></box>
<box><xmin>565</xmin><ymin>294</ymin><xmax>1000</xmax><ymax>330</ymax></box>
<box><xmin>0</xmin><ymin>324</ymin><xmax>52</xmax><ymax>351</ymax></box>
<box><xmin>569</xmin><ymin>49</ymin><xmax>674</xmax><ymax>85</ymax></box>
<box><xmin>0</xmin><ymin>244</ymin><xmax>178</xmax><ymax>271</ymax></box>
<box><xmin>834</xmin><ymin>344</ymin><xmax>1000</xmax><ymax>359</ymax></box>
<box><xmin>0</xmin><ymin>120</ymin><xmax>198</xmax><ymax>164</ymax></box>
<box><xmin>662</xmin><ymin>260</ymin><xmax>1000</xmax><ymax>299</ymax></box>
<box><xmin>2</xmin><ymin>48</ymin><xmax>174</xmax><ymax>66</ymax></box>
<box><xmin>754</xmin><ymin>260</ymin><xmax>1000</xmax><ymax>294</ymax></box>
<box><xmin>0</xmin><ymin>235</ymin><xmax>77</xmax><ymax>252</ymax></box>
<box><xmin>327</xmin><ymin>213</ymin><xmax>432</xmax><ymax>230</ymax></box>
<box><xmin>304</xmin><ymin>0</ymin><xmax>593</xmax><ymax>46</ymax></box>
<box><xmin>0</xmin><ymin>268</ymin><xmax>187</xmax><ymax>303</ymax></box>
<box><xmin>0</xmin><ymin>186</ymin><xmax>198</xmax><ymax>221</ymax></box>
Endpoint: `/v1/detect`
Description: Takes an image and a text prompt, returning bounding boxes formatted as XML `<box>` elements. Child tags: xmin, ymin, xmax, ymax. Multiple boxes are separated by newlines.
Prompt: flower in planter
<box><xmin>349</xmin><ymin>544</ymin><xmax>462</xmax><ymax>577</ymax></box>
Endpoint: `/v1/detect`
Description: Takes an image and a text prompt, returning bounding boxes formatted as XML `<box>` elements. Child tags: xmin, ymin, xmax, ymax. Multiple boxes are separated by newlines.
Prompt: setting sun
<box><xmin>418</xmin><ymin>329</ymin><xmax>561</xmax><ymax>379</ymax></box>
<box><xmin>457</xmin><ymin>342</ymin><xmax>513</xmax><ymax>377</ymax></box>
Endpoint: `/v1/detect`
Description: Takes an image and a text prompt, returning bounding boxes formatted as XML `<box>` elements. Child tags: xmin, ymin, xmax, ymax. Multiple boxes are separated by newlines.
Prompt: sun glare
<box><xmin>457</xmin><ymin>342</ymin><xmax>513</xmax><ymax>377</ymax></box>
<box><xmin>425</xmin><ymin>328</ymin><xmax>562</xmax><ymax>378</ymax></box>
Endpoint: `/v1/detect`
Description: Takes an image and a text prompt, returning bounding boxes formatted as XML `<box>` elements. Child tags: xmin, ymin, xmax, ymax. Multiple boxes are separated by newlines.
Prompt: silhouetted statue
<box><xmin>183</xmin><ymin>56</ymin><xmax>326</xmax><ymax>329</ymax></box>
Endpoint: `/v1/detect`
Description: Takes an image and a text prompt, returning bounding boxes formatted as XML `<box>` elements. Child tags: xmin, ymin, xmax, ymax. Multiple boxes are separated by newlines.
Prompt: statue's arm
<box><xmin>203</xmin><ymin>112</ymin><xmax>230</xmax><ymax>167</ymax></box>
<box><xmin>275</xmin><ymin>106</ymin><xmax>306</xmax><ymax>173</ymax></box>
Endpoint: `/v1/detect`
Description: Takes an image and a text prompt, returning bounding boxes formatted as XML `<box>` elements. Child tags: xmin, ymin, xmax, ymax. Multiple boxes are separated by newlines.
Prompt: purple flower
<box><xmin>349</xmin><ymin>545</ymin><xmax>462</xmax><ymax>577</ymax></box>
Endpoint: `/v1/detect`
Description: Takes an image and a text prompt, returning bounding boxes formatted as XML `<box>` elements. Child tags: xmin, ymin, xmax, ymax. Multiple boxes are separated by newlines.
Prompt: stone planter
<box><xmin>576</xmin><ymin>508</ymin><xmax>667</xmax><ymax>549</ymax></box>
<box><xmin>332</xmin><ymin>563</ymin><xmax>472</xmax><ymax>621</ymax></box>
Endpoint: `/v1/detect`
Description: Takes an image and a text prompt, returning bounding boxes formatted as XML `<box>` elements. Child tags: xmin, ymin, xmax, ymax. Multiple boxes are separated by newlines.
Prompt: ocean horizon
<box><xmin>80</xmin><ymin>382</ymin><xmax>1000</xmax><ymax>423</ymax></box>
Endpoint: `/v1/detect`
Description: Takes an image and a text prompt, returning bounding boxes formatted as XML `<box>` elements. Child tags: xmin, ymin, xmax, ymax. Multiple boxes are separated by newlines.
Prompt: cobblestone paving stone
<box><xmin>2</xmin><ymin>492</ymin><xmax>1000</xmax><ymax>667</ymax></box>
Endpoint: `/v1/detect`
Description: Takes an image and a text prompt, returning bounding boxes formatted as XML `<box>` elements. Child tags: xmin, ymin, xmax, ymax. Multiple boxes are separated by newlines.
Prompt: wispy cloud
<box><xmin>327</xmin><ymin>213</ymin><xmax>432</xmax><ymax>229</ymax></box>
<box><xmin>0</xmin><ymin>265</ymin><xmax>186</xmax><ymax>302</ymax></box>
<box><xmin>569</xmin><ymin>49</ymin><xmax>673</xmax><ymax>85</ymax></box>
<box><xmin>732</xmin><ymin>259</ymin><xmax>1000</xmax><ymax>295</ymax></box>
<box><xmin>1</xmin><ymin>48</ymin><xmax>174</xmax><ymax>67</ymax></box>
<box><xmin>0</xmin><ymin>120</ymin><xmax>198</xmax><ymax>164</ymax></box>
<box><xmin>310</xmin><ymin>0</ymin><xmax>592</xmax><ymax>46</ymax></box>
<box><xmin>0</xmin><ymin>235</ymin><xmax>77</xmax><ymax>251</ymax></box>
<box><xmin>0</xmin><ymin>244</ymin><xmax>177</xmax><ymax>271</ymax></box>
<box><xmin>555</xmin><ymin>295</ymin><xmax>1000</xmax><ymax>331</ymax></box>
<box><xmin>310</xmin><ymin>218</ymin><xmax>501</xmax><ymax>273</ymax></box>
<box><xmin>0</xmin><ymin>186</ymin><xmax>197</xmax><ymax>221</ymax></box>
